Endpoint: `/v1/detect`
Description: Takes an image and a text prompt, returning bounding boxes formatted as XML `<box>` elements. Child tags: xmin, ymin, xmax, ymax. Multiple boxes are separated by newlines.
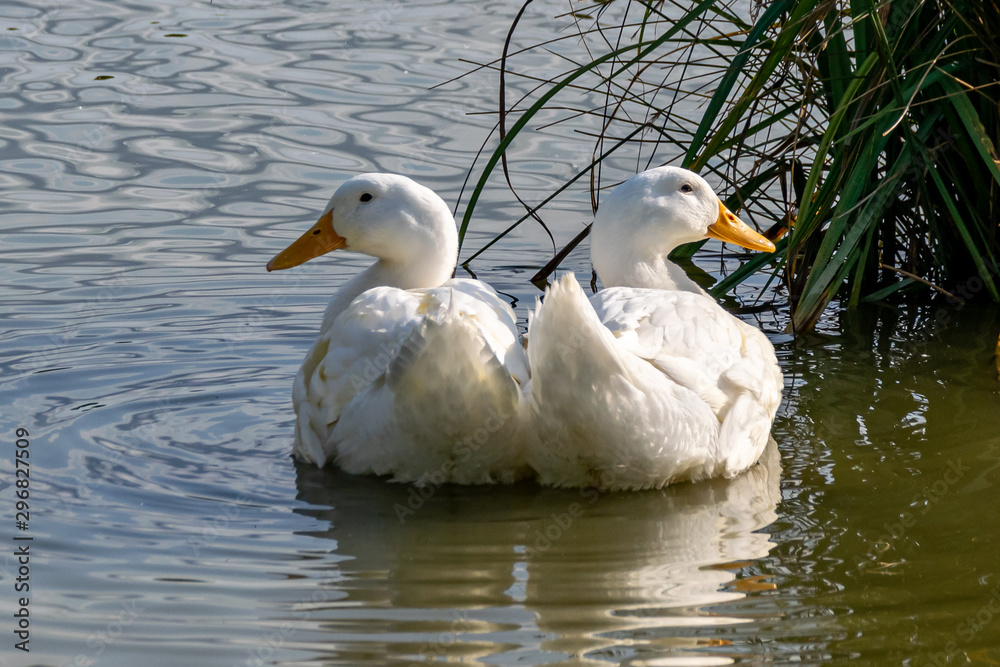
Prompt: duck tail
<box><xmin>526</xmin><ymin>274</ymin><xmax>637</xmax><ymax>487</ymax></box>
<box><xmin>528</xmin><ymin>273</ymin><xmax>627</xmax><ymax>390</ymax></box>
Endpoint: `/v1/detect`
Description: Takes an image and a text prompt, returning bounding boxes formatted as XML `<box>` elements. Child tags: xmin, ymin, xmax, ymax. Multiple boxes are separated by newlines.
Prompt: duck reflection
<box><xmin>290</xmin><ymin>440</ymin><xmax>780</xmax><ymax>665</ymax></box>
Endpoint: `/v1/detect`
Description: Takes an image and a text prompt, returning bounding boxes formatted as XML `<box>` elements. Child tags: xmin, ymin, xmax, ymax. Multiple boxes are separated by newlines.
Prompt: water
<box><xmin>1</xmin><ymin>1</ymin><xmax>999</xmax><ymax>666</ymax></box>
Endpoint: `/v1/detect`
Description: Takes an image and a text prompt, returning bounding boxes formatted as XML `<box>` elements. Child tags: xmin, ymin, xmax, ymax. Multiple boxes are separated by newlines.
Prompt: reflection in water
<box><xmin>288</xmin><ymin>441</ymin><xmax>780</xmax><ymax>665</ymax></box>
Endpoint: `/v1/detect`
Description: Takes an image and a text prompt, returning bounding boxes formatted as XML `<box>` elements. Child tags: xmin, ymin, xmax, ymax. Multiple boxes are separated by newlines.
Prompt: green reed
<box><xmin>456</xmin><ymin>0</ymin><xmax>1000</xmax><ymax>332</ymax></box>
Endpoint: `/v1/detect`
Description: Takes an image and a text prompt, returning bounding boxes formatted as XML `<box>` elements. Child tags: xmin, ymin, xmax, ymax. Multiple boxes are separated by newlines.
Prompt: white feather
<box><xmin>272</xmin><ymin>174</ymin><xmax>531</xmax><ymax>484</ymax></box>
<box><xmin>527</xmin><ymin>167</ymin><xmax>783</xmax><ymax>489</ymax></box>
<box><xmin>295</xmin><ymin>280</ymin><xmax>530</xmax><ymax>484</ymax></box>
<box><xmin>275</xmin><ymin>168</ymin><xmax>781</xmax><ymax>490</ymax></box>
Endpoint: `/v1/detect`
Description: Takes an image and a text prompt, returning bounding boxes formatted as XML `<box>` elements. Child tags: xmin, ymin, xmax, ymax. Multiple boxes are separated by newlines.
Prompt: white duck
<box><xmin>267</xmin><ymin>173</ymin><xmax>530</xmax><ymax>484</ymax></box>
<box><xmin>526</xmin><ymin>166</ymin><xmax>783</xmax><ymax>490</ymax></box>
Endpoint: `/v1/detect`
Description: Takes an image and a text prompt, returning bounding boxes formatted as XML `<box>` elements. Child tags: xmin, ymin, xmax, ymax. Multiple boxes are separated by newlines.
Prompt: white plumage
<box><xmin>268</xmin><ymin>174</ymin><xmax>530</xmax><ymax>484</ymax></box>
<box><xmin>269</xmin><ymin>168</ymin><xmax>781</xmax><ymax>490</ymax></box>
<box><xmin>526</xmin><ymin>167</ymin><xmax>782</xmax><ymax>489</ymax></box>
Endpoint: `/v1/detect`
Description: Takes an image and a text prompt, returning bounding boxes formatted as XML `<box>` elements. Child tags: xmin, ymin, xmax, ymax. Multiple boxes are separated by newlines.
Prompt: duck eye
<box><xmin>680</xmin><ymin>184</ymin><xmax>693</xmax><ymax>194</ymax></box>
<box><xmin>359</xmin><ymin>192</ymin><xmax>373</xmax><ymax>203</ymax></box>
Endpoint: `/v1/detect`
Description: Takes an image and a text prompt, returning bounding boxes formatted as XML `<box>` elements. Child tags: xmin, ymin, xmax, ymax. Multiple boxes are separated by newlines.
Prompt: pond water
<box><xmin>2</xmin><ymin>1</ymin><xmax>1000</xmax><ymax>666</ymax></box>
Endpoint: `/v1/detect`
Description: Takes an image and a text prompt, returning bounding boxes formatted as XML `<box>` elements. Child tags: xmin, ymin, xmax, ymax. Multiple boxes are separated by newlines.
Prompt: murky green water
<box><xmin>1</xmin><ymin>1</ymin><xmax>999</xmax><ymax>666</ymax></box>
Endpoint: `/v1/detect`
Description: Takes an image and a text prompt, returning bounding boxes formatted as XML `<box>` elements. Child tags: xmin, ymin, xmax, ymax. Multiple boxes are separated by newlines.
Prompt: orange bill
<box><xmin>706</xmin><ymin>200</ymin><xmax>775</xmax><ymax>253</ymax></box>
<box><xmin>266</xmin><ymin>210</ymin><xmax>347</xmax><ymax>272</ymax></box>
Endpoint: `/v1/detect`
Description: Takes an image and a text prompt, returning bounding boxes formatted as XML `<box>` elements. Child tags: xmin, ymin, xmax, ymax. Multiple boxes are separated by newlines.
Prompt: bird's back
<box><xmin>292</xmin><ymin>279</ymin><xmax>531</xmax><ymax>484</ymax></box>
<box><xmin>526</xmin><ymin>275</ymin><xmax>782</xmax><ymax>489</ymax></box>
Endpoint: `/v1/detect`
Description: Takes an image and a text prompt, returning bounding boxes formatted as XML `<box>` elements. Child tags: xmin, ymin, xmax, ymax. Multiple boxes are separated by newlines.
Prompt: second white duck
<box><xmin>527</xmin><ymin>167</ymin><xmax>783</xmax><ymax>490</ymax></box>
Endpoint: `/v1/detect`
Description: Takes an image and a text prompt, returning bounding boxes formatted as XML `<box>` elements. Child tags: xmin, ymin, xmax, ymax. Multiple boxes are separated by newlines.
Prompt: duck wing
<box><xmin>292</xmin><ymin>280</ymin><xmax>529</xmax><ymax>484</ymax></box>
<box><xmin>526</xmin><ymin>274</ymin><xmax>781</xmax><ymax>489</ymax></box>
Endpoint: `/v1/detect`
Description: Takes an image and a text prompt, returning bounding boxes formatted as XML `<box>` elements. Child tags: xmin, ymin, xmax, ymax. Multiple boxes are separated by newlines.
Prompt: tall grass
<box><xmin>456</xmin><ymin>0</ymin><xmax>1000</xmax><ymax>332</ymax></box>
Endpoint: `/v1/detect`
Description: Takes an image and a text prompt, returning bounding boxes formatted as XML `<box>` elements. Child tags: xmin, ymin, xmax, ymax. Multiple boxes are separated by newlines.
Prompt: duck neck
<box><xmin>593</xmin><ymin>239</ymin><xmax>707</xmax><ymax>295</ymax></box>
<box><xmin>615</xmin><ymin>256</ymin><xmax>707</xmax><ymax>295</ymax></box>
<box><xmin>320</xmin><ymin>254</ymin><xmax>453</xmax><ymax>332</ymax></box>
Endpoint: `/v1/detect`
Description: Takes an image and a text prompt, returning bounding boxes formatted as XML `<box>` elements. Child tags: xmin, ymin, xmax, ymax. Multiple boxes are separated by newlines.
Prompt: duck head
<box><xmin>267</xmin><ymin>173</ymin><xmax>458</xmax><ymax>287</ymax></box>
<box><xmin>590</xmin><ymin>166</ymin><xmax>774</xmax><ymax>290</ymax></box>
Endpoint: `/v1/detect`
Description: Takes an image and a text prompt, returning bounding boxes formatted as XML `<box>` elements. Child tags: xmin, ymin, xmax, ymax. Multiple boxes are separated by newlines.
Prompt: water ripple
<box><xmin>5</xmin><ymin>1</ymin><xmax>997</xmax><ymax>666</ymax></box>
